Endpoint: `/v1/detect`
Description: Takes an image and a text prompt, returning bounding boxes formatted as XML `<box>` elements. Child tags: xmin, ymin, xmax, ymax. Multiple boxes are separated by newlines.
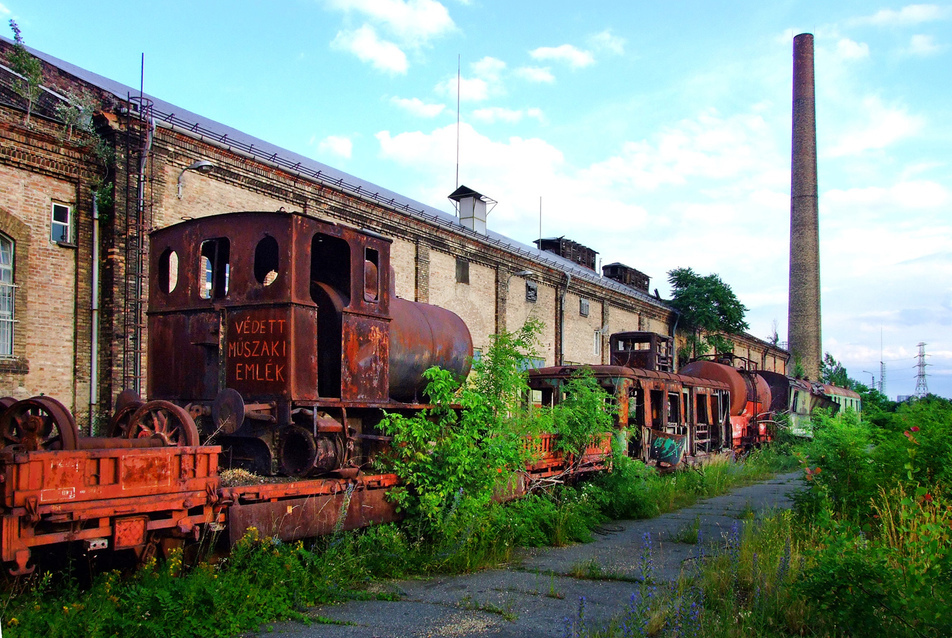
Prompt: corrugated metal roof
<box><xmin>13</xmin><ymin>37</ymin><xmax>670</xmax><ymax>312</ymax></box>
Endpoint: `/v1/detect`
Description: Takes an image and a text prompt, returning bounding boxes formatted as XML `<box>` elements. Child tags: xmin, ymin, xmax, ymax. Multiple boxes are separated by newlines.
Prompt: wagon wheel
<box><xmin>0</xmin><ymin>396</ymin><xmax>79</xmax><ymax>451</ymax></box>
<box><xmin>126</xmin><ymin>400</ymin><xmax>200</xmax><ymax>447</ymax></box>
<box><xmin>0</xmin><ymin>397</ymin><xmax>17</xmax><ymax>413</ymax></box>
<box><xmin>106</xmin><ymin>397</ymin><xmax>145</xmax><ymax>439</ymax></box>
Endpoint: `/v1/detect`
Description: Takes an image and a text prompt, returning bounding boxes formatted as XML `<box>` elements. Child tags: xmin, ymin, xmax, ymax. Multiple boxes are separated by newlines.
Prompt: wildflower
<box><xmin>924</xmin><ymin>493</ymin><xmax>934</xmax><ymax>503</ymax></box>
<box><xmin>911</xmin><ymin>426</ymin><xmax>920</xmax><ymax>432</ymax></box>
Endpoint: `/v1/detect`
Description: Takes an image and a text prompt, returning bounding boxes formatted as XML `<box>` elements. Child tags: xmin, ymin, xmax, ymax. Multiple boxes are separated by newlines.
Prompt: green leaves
<box><xmin>666</xmin><ymin>267</ymin><xmax>749</xmax><ymax>359</ymax></box>
<box><xmin>7</xmin><ymin>20</ymin><xmax>43</xmax><ymax>127</ymax></box>
<box><xmin>377</xmin><ymin>320</ymin><xmax>545</xmax><ymax>527</ymax></box>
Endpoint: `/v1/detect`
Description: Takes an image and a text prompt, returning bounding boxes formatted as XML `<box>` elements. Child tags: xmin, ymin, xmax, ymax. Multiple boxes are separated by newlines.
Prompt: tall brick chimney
<box><xmin>788</xmin><ymin>33</ymin><xmax>822</xmax><ymax>380</ymax></box>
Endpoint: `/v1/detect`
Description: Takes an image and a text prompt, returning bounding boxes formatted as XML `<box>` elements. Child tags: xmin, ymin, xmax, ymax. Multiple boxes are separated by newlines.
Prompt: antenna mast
<box><xmin>455</xmin><ymin>54</ymin><xmax>460</xmax><ymax>191</ymax></box>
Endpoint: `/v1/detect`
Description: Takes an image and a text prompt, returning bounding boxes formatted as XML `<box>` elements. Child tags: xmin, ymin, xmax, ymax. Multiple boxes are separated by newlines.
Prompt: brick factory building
<box><xmin>0</xmin><ymin>39</ymin><xmax>788</xmax><ymax>430</ymax></box>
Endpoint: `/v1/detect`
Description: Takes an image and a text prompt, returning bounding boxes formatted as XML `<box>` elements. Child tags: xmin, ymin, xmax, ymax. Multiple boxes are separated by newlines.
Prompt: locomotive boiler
<box><xmin>141</xmin><ymin>211</ymin><xmax>473</xmax><ymax>477</ymax></box>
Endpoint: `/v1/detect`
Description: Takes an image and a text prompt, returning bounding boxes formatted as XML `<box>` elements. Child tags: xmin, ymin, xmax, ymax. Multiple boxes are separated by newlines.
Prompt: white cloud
<box><xmin>581</xmin><ymin>110</ymin><xmax>777</xmax><ymax>190</ymax></box>
<box><xmin>0</xmin><ymin>4</ymin><xmax>10</xmax><ymax>16</ymax></box>
<box><xmin>824</xmin><ymin>180</ymin><xmax>950</xmax><ymax>214</ymax></box>
<box><xmin>853</xmin><ymin>4</ymin><xmax>951</xmax><ymax>26</ymax></box>
<box><xmin>589</xmin><ymin>29</ymin><xmax>625</xmax><ymax>55</ymax></box>
<box><xmin>324</xmin><ymin>0</ymin><xmax>454</xmax><ymax>42</ymax></box>
<box><xmin>435</xmin><ymin>75</ymin><xmax>490</xmax><ymax>101</ymax></box>
<box><xmin>471</xmin><ymin>107</ymin><xmax>545</xmax><ymax>124</ymax></box>
<box><xmin>827</xmin><ymin>96</ymin><xmax>924</xmax><ymax>156</ymax></box>
<box><xmin>529</xmin><ymin>44</ymin><xmax>595</xmax><ymax>68</ymax></box>
<box><xmin>514</xmin><ymin>66</ymin><xmax>555</xmax><ymax>83</ymax></box>
<box><xmin>390</xmin><ymin>96</ymin><xmax>446</xmax><ymax>117</ymax></box>
<box><xmin>317</xmin><ymin>135</ymin><xmax>353</xmax><ymax>158</ymax></box>
<box><xmin>907</xmin><ymin>33</ymin><xmax>945</xmax><ymax>55</ymax></box>
<box><xmin>835</xmin><ymin>38</ymin><xmax>870</xmax><ymax>60</ymax></box>
<box><xmin>471</xmin><ymin>56</ymin><xmax>506</xmax><ymax>81</ymax></box>
<box><xmin>331</xmin><ymin>25</ymin><xmax>408</xmax><ymax>73</ymax></box>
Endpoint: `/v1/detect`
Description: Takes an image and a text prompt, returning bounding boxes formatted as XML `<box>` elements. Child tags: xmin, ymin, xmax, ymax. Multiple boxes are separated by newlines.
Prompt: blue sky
<box><xmin>9</xmin><ymin>1</ymin><xmax>952</xmax><ymax>399</ymax></box>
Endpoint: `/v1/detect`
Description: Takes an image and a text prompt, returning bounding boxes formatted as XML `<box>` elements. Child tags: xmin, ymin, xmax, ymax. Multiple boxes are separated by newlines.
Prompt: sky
<box><xmin>7</xmin><ymin>1</ymin><xmax>952</xmax><ymax>399</ymax></box>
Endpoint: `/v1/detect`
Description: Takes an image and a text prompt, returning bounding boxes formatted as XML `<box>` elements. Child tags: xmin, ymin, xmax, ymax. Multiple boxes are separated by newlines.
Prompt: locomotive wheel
<box><xmin>211</xmin><ymin>388</ymin><xmax>244</xmax><ymax>435</ymax></box>
<box><xmin>0</xmin><ymin>396</ymin><xmax>79</xmax><ymax>451</ymax></box>
<box><xmin>0</xmin><ymin>397</ymin><xmax>17</xmax><ymax>413</ymax></box>
<box><xmin>126</xmin><ymin>401</ymin><xmax>200</xmax><ymax>447</ymax></box>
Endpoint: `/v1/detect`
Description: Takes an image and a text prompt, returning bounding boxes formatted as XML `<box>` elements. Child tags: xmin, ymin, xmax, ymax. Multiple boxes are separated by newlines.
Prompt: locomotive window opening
<box><xmin>650</xmin><ymin>389</ymin><xmax>663</xmax><ymax>428</ymax></box>
<box><xmin>629</xmin><ymin>388</ymin><xmax>646</xmax><ymax>426</ymax></box>
<box><xmin>199</xmin><ymin>238</ymin><xmax>230</xmax><ymax>300</ymax></box>
<box><xmin>696</xmin><ymin>393</ymin><xmax>710</xmax><ymax>424</ymax></box>
<box><xmin>682</xmin><ymin>390</ymin><xmax>690</xmax><ymax>424</ymax></box>
<box><xmin>791</xmin><ymin>390</ymin><xmax>800</xmax><ymax>413</ymax></box>
<box><xmin>667</xmin><ymin>392</ymin><xmax>680</xmax><ymax>424</ymax></box>
<box><xmin>310</xmin><ymin>233</ymin><xmax>351</xmax><ymax>301</ymax></box>
<box><xmin>364</xmin><ymin>248</ymin><xmax>379</xmax><ymax>302</ymax></box>
<box><xmin>254</xmin><ymin>236</ymin><xmax>280</xmax><ymax>286</ymax></box>
<box><xmin>157</xmin><ymin>248</ymin><xmax>179</xmax><ymax>294</ymax></box>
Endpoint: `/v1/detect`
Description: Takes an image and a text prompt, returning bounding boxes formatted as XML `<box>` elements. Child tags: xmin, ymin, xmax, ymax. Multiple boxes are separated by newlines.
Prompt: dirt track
<box><xmin>254</xmin><ymin>472</ymin><xmax>803</xmax><ymax>638</ymax></box>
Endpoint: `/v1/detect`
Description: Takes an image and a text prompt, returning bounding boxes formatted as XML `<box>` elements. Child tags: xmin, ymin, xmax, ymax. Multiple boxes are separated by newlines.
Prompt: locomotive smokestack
<box><xmin>788</xmin><ymin>33</ymin><xmax>822</xmax><ymax>380</ymax></box>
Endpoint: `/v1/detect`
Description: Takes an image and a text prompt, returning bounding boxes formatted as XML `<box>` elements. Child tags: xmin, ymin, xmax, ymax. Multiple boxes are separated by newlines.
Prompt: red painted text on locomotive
<box><xmin>234</xmin><ymin>362</ymin><xmax>286</xmax><ymax>382</ymax></box>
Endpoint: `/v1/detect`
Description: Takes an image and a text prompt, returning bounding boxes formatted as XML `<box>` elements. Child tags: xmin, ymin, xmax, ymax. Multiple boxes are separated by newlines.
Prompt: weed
<box><xmin>672</xmin><ymin>515</ymin><xmax>701</xmax><ymax>544</ymax></box>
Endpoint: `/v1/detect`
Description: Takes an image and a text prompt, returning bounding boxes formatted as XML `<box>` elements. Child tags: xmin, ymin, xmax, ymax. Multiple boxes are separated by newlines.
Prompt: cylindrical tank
<box><xmin>388</xmin><ymin>296</ymin><xmax>473</xmax><ymax>401</ymax></box>
<box><xmin>680</xmin><ymin>361</ymin><xmax>771</xmax><ymax>416</ymax></box>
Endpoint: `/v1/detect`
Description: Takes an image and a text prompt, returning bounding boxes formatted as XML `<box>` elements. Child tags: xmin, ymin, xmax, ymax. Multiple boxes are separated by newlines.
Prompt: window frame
<box><xmin>50</xmin><ymin>202</ymin><xmax>75</xmax><ymax>246</ymax></box>
<box><xmin>0</xmin><ymin>233</ymin><xmax>14</xmax><ymax>357</ymax></box>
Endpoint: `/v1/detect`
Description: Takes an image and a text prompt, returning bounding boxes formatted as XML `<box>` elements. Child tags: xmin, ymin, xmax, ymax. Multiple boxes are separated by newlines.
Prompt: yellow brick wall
<box><xmin>427</xmin><ymin>250</ymin><xmax>498</xmax><ymax>353</ymax></box>
<box><xmin>389</xmin><ymin>237</ymin><xmax>415</xmax><ymax>300</ymax></box>
<box><xmin>0</xmin><ymin>165</ymin><xmax>79</xmax><ymax>403</ymax></box>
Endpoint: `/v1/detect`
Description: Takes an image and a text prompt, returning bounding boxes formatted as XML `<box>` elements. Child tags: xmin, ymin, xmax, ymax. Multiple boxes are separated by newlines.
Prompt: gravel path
<box><xmin>253</xmin><ymin>472</ymin><xmax>803</xmax><ymax>638</ymax></box>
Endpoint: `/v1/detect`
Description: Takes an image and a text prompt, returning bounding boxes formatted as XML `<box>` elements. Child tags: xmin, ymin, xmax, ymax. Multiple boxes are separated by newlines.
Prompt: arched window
<box><xmin>0</xmin><ymin>234</ymin><xmax>14</xmax><ymax>356</ymax></box>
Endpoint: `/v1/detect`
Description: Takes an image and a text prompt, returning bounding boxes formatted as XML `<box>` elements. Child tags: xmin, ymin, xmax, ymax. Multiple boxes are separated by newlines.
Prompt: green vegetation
<box><xmin>575</xmin><ymin>397</ymin><xmax>952</xmax><ymax>638</ymax></box>
<box><xmin>6</xmin><ymin>20</ymin><xmax>43</xmax><ymax>128</ymax></box>
<box><xmin>666</xmin><ymin>267</ymin><xmax>749</xmax><ymax>363</ymax></box>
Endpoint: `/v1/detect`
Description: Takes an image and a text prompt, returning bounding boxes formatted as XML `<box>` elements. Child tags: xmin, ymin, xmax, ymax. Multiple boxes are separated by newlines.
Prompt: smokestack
<box><xmin>788</xmin><ymin>33</ymin><xmax>822</xmax><ymax>380</ymax></box>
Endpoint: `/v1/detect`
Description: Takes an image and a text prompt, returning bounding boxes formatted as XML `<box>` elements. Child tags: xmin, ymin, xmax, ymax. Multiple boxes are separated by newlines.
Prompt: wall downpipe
<box><xmin>89</xmin><ymin>194</ymin><xmax>100</xmax><ymax>436</ymax></box>
<box><xmin>558</xmin><ymin>272</ymin><xmax>572</xmax><ymax>365</ymax></box>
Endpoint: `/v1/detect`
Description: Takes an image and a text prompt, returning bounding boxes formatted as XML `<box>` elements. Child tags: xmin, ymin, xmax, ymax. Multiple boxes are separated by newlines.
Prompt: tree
<box><xmin>820</xmin><ymin>352</ymin><xmax>853</xmax><ymax>389</ymax></box>
<box><xmin>667</xmin><ymin>267</ymin><xmax>749</xmax><ymax>361</ymax></box>
<box><xmin>7</xmin><ymin>20</ymin><xmax>43</xmax><ymax>128</ymax></box>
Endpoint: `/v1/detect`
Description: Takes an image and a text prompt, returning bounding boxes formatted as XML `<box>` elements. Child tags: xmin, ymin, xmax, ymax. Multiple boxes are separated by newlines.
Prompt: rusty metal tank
<box><xmin>680</xmin><ymin>361</ymin><xmax>771</xmax><ymax>416</ymax></box>
<box><xmin>388</xmin><ymin>295</ymin><xmax>473</xmax><ymax>401</ymax></box>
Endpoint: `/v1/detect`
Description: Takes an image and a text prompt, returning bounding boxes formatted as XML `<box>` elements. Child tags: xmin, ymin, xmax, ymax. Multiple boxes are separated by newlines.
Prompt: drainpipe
<box><xmin>89</xmin><ymin>194</ymin><xmax>100</xmax><ymax>436</ymax></box>
<box><xmin>558</xmin><ymin>272</ymin><xmax>572</xmax><ymax>365</ymax></box>
<box><xmin>670</xmin><ymin>310</ymin><xmax>680</xmax><ymax>371</ymax></box>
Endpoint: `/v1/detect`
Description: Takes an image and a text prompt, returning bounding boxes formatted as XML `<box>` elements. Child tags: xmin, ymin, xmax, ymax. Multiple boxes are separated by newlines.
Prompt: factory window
<box><xmin>455</xmin><ymin>257</ymin><xmax>469</xmax><ymax>284</ymax></box>
<box><xmin>51</xmin><ymin>202</ymin><xmax>74</xmax><ymax>245</ymax></box>
<box><xmin>0</xmin><ymin>234</ymin><xmax>14</xmax><ymax>356</ymax></box>
<box><xmin>199</xmin><ymin>238</ymin><xmax>230</xmax><ymax>300</ymax></box>
<box><xmin>254</xmin><ymin>236</ymin><xmax>280</xmax><ymax>286</ymax></box>
<box><xmin>364</xmin><ymin>248</ymin><xmax>379</xmax><ymax>302</ymax></box>
<box><xmin>579</xmin><ymin>298</ymin><xmax>589</xmax><ymax>317</ymax></box>
<box><xmin>593</xmin><ymin>330</ymin><xmax>602</xmax><ymax>357</ymax></box>
<box><xmin>157</xmin><ymin>248</ymin><xmax>179</xmax><ymax>294</ymax></box>
<box><xmin>525</xmin><ymin>280</ymin><xmax>538</xmax><ymax>303</ymax></box>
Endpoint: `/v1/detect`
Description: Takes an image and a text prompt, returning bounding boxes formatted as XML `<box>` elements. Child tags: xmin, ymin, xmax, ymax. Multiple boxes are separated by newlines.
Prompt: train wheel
<box><xmin>0</xmin><ymin>396</ymin><xmax>17</xmax><ymax>413</ymax></box>
<box><xmin>126</xmin><ymin>401</ymin><xmax>200</xmax><ymax>447</ymax></box>
<box><xmin>107</xmin><ymin>389</ymin><xmax>144</xmax><ymax>438</ymax></box>
<box><xmin>0</xmin><ymin>396</ymin><xmax>79</xmax><ymax>451</ymax></box>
